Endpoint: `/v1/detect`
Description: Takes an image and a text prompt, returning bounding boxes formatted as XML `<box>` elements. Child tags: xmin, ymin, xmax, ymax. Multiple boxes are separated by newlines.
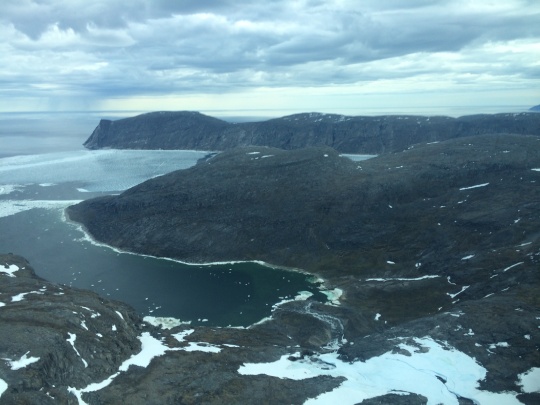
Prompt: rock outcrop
<box><xmin>83</xmin><ymin>111</ymin><xmax>540</xmax><ymax>154</ymax></box>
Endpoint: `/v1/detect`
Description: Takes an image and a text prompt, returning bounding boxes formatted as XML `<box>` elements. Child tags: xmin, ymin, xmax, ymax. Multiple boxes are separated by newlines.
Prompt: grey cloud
<box><xmin>1</xmin><ymin>0</ymin><xmax>539</xmax><ymax>105</ymax></box>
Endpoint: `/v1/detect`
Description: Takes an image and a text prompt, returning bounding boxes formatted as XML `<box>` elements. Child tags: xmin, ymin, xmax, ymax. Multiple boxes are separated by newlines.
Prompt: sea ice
<box><xmin>366</xmin><ymin>275</ymin><xmax>439</xmax><ymax>282</ymax></box>
<box><xmin>447</xmin><ymin>286</ymin><xmax>469</xmax><ymax>299</ymax></box>
<box><xmin>0</xmin><ymin>200</ymin><xmax>82</xmax><ymax>219</ymax></box>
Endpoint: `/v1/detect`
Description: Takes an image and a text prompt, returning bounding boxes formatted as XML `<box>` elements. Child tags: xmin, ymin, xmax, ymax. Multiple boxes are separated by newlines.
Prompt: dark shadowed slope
<box><xmin>83</xmin><ymin>111</ymin><xmax>540</xmax><ymax>154</ymax></box>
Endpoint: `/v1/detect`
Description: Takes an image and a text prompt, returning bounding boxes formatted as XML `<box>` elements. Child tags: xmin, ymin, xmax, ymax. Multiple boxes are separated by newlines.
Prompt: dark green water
<box><xmin>0</xmin><ymin>206</ymin><xmax>325</xmax><ymax>327</ymax></box>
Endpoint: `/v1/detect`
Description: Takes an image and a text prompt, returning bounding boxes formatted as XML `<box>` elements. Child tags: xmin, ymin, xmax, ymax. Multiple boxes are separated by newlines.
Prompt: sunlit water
<box><xmin>0</xmin><ymin>150</ymin><xmax>328</xmax><ymax>327</ymax></box>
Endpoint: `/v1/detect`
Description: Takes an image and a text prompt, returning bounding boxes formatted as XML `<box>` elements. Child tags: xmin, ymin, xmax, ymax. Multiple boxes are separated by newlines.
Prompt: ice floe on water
<box><xmin>143</xmin><ymin>316</ymin><xmax>191</xmax><ymax>329</ymax></box>
<box><xmin>238</xmin><ymin>336</ymin><xmax>523</xmax><ymax>404</ymax></box>
<box><xmin>0</xmin><ymin>185</ymin><xmax>22</xmax><ymax>195</ymax></box>
<box><xmin>0</xmin><ymin>199</ymin><xmax>81</xmax><ymax>219</ymax></box>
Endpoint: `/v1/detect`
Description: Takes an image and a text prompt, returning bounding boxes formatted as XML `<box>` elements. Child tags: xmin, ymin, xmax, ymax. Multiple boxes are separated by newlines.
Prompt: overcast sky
<box><xmin>1</xmin><ymin>0</ymin><xmax>539</xmax><ymax>116</ymax></box>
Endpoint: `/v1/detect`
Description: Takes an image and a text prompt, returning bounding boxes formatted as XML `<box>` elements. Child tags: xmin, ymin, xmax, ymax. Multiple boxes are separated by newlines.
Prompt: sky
<box><xmin>1</xmin><ymin>0</ymin><xmax>539</xmax><ymax>117</ymax></box>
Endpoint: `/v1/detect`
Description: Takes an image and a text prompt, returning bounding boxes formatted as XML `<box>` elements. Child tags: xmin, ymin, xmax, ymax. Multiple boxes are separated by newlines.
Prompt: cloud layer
<box><xmin>1</xmin><ymin>0</ymin><xmax>539</xmax><ymax>114</ymax></box>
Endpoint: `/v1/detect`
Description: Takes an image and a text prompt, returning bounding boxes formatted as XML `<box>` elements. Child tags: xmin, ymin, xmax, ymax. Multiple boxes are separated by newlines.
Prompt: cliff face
<box><xmin>83</xmin><ymin>111</ymin><xmax>540</xmax><ymax>154</ymax></box>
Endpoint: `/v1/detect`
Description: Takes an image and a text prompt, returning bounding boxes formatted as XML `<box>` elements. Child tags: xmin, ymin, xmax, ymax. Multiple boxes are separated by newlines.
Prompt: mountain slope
<box><xmin>83</xmin><ymin>111</ymin><xmax>540</xmax><ymax>154</ymax></box>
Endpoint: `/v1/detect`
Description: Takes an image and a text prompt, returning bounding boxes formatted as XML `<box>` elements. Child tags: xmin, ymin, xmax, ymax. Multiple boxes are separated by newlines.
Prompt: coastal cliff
<box><xmin>83</xmin><ymin>111</ymin><xmax>540</xmax><ymax>154</ymax></box>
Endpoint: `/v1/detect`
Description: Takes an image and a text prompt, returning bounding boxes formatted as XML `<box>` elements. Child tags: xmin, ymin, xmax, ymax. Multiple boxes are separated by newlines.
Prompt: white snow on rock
<box><xmin>459</xmin><ymin>183</ymin><xmax>489</xmax><ymax>191</ymax></box>
<box><xmin>0</xmin><ymin>378</ymin><xmax>7</xmax><ymax>398</ymax></box>
<box><xmin>366</xmin><ymin>275</ymin><xmax>439</xmax><ymax>282</ymax></box>
<box><xmin>0</xmin><ymin>264</ymin><xmax>19</xmax><ymax>277</ymax></box>
<box><xmin>447</xmin><ymin>286</ymin><xmax>470</xmax><ymax>299</ymax></box>
<box><xmin>461</xmin><ymin>255</ymin><xmax>475</xmax><ymax>260</ymax></box>
<box><xmin>374</xmin><ymin>313</ymin><xmax>381</xmax><ymax>321</ymax></box>
<box><xmin>119</xmin><ymin>332</ymin><xmax>169</xmax><ymax>371</ymax></box>
<box><xmin>238</xmin><ymin>337</ymin><xmax>522</xmax><ymax>404</ymax></box>
<box><xmin>503</xmin><ymin>262</ymin><xmax>524</xmax><ymax>272</ymax></box>
<box><xmin>518</xmin><ymin>367</ymin><xmax>540</xmax><ymax>393</ymax></box>
<box><xmin>67</xmin><ymin>333</ymin><xmax>88</xmax><ymax>368</ymax></box>
<box><xmin>11</xmin><ymin>289</ymin><xmax>45</xmax><ymax>302</ymax></box>
<box><xmin>3</xmin><ymin>351</ymin><xmax>40</xmax><ymax>370</ymax></box>
<box><xmin>69</xmin><ymin>332</ymin><xmax>173</xmax><ymax>404</ymax></box>
<box><xmin>115</xmin><ymin>311</ymin><xmax>124</xmax><ymax>321</ymax></box>
<box><xmin>531</xmin><ymin>168</ymin><xmax>540</xmax><ymax>172</ymax></box>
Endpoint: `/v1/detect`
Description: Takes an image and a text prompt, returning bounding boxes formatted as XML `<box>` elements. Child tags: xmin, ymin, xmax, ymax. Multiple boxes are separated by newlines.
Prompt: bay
<box><xmin>0</xmin><ymin>150</ymin><xmax>326</xmax><ymax>327</ymax></box>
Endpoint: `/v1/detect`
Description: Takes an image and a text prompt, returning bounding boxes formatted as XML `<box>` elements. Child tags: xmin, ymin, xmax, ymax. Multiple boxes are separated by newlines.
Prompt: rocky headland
<box><xmin>2</xmin><ymin>133</ymin><xmax>540</xmax><ymax>403</ymax></box>
<box><xmin>83</xmin><ymin>111</ymin><xmax>540</xmax><ymax>154</ymax></box>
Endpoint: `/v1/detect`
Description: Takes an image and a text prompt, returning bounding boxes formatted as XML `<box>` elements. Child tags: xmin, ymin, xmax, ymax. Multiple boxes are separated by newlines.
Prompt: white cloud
<box><xmin>1</xmin><ymin>0</ymin><xmax>539</xmax><ymax>114</ymax></box>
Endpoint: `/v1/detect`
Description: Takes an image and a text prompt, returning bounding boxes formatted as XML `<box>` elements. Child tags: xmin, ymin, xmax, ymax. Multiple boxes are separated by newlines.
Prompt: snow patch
<box><xmin>461</xmin><ymin>255</ymin><xmax>475</xmax><ymax>260</ymax></box>
<box><xmin>0</xmin><ymin>379</ymin><xmax>6</xmax><ymax>398</ymax></box>
<box><xmin>447</xmin><ymin>286</ymin><xmax>469</xmax><ymax>299</ymax></box>
<box><xmin>503</xmin><ymin>262</ymin><xmax>524</xmax><ymax>272</ymax></box>
<box><xmin>366</xmin><ymin>275</ymin><xmax>439</xmax><ymax>282</ymax></box>
<box><xmin>459</xmin><ymin>183</ymin><xmax>489</xmax><ymax>191</ymax></box>
<box><xmin>239</xmin><ymin>336</ymin><xmax>522</xmax><ymax>404</ymax></box>
<box><xmin>0</xmin><ymin>264</ymin><xmax>19</xmax><ymax>277</ymax></box>
<box><xmin>518</xmin><ymin>367</ymin><xmax>540</xmax><ymax>393</ymax></box>
<box><xmin>67</xmin><ymin>333</ymin><xmax>88</xmax><ymax>368</ymax></box>
<box><xmin>4</xmin><ymin>351</ymin><xmax>40</xmax><ymax>370</ymax></box>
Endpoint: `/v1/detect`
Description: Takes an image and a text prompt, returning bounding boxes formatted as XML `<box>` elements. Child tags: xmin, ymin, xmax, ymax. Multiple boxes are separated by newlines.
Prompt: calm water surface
<box><xmin>0</xmin><ymin>150</ymin><xmax>326</xmax><ymax>327</ymax></box>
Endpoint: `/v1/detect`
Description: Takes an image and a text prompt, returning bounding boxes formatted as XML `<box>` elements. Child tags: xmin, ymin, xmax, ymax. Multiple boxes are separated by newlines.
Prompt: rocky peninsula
<box><xmin>83</xmin><ymin>111</ymin><xmax>540</xmax><ymax>154</ymax></box>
